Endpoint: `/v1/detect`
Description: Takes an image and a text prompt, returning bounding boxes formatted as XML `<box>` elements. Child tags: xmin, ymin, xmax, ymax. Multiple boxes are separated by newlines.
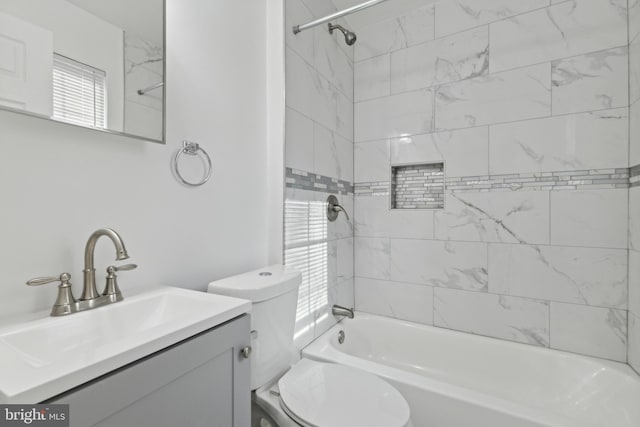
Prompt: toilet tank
<box><xmin>207</xmin><ymin>265</ymin><xmax>301</xmax><ymax>390</ymax></box>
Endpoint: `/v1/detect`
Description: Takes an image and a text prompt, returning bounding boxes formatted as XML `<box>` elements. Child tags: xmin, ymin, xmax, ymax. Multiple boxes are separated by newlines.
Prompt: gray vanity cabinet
<box><xmin>47</xmin><ymin>314</ymin><xmax>251</xmax><ymax>427</ymax></box>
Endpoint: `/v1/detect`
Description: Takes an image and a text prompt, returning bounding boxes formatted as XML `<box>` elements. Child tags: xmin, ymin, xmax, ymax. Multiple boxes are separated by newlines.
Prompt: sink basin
<box><xmin>0</xmin><ymin>287</ymin><xmax>251</xmax><ymax>403</ymax></box>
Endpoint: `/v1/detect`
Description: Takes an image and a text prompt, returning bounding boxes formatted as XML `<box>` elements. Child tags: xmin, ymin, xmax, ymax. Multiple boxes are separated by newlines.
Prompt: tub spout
<box><xmin>332</xmin><ymin>304</ymin><xmax>354</xmax><ymax>319</ymax></box>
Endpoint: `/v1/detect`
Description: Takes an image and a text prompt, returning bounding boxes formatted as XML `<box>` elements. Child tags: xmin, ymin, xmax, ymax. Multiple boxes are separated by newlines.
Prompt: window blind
<box><xmin>52</xmin><ymin>54</ymin><xmax>106</xmax><ymax>129</ymax></box>
<box><xmin>284</xmin><ymin>199</ymin><xmax>329</xmax><ymax>340</ymax></box>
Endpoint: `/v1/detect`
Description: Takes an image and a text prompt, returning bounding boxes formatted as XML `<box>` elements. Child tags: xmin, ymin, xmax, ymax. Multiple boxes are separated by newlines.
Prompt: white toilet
<box><xmin>208</xmin><ymin>265</ymin><xmax>412</xmax><ymax>427</ymax></box>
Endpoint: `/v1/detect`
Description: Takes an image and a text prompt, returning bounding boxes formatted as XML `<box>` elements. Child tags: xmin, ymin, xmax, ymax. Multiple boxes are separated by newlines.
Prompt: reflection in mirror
<box><xmin>0</xmin><ymin>0</ymin><xmax>164</xmax><ymax>143</ymax></box>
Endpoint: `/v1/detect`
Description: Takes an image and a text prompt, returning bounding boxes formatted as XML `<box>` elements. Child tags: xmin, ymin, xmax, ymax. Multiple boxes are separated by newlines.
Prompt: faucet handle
<box><xmin>327</xmin><ymin>195</ymin><xmax>350</xmax><ymax>221</ymax></box>
<box><xmin>103</xmin><ymin>264</ymin><xmax>137</xmax><ymax>301</ymax></box>
<box><xmin>109</xmin><ymin>264</ymin><xmax>138</xmax><ymax>272</ymax></box>
<box><xmin>26</xmin><ymin>273</ymin><xmax>72</xmax><ymax>287</ymax></box>
<box><xmin>26</xmin><ymin>273</ymin><xmax>77</xmax><ymax>316</ymax></box>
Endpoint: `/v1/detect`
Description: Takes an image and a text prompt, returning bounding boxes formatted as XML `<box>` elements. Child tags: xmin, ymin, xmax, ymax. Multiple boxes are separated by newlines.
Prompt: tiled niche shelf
<box><xmin>391</xmin><ymin>162</ymin><xmax>445</xmax><ymax>210</ymax></box>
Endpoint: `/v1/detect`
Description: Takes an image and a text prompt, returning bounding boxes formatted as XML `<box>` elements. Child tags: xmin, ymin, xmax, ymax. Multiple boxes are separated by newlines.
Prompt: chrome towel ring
<box><xmin>173</xmin><ymin>141</ymin><xmax>213</xmax><ymax>187</ymax></box>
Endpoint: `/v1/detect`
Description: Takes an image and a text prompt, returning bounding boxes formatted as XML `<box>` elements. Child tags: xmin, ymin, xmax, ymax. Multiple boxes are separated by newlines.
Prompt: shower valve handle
<box><xmin>327</xmin><ymin>195</ymin><xmax>350</xmax><ymax>221</ymax></box>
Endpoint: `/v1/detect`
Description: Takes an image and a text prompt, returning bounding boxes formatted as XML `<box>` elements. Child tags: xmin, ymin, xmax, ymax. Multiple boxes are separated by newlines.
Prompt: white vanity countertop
<box><xmin>0</xmin><ymin>287</ymin><xmax>251</xmax><ymax>404</ymax></box>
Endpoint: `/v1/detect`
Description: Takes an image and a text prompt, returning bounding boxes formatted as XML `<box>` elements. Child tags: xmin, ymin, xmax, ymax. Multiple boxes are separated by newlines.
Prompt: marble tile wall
<box><xmin>285</xmin><ymin>0</ymin><xmax>355</xmax><ymax>349</ymax></box>
<box><xmin>124</xmin><ymin>33</ymin><xmax>163</xmax><ymax>141</ymax></box>
<box><xmin>353</xmin><ymin>0</ymin><xmax>631</xmax><ymax>362</ymax></box>
<box><xmin>629</xmin><ymin>0</ymin><xmax>640</xmax><ymax>374</ymax></box>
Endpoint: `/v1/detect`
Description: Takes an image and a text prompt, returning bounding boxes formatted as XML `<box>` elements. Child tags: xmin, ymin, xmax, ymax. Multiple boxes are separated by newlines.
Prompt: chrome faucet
<box><xmin>82</xmin><ymin>228</ymin><xmax>130</xmax><ymax>301</ymax></box>
<box><xmin>26</xmin><ymin>228</ymin><xmax>136</xmax><ymax>316</ymax></box>
<box><xmin>332</xmin><ymin>304</ymin><xmax>354</xmax><ymax>319</ymax></box>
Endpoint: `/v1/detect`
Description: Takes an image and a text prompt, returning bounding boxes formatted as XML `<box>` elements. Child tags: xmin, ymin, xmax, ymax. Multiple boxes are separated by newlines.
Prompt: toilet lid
<box><xmin>278</xmin><ymin>359</ymin><xmax>411</xmax><ymax>427</ymax></box>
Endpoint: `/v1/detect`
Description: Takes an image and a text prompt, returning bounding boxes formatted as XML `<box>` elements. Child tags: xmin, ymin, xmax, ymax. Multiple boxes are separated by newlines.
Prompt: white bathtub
<box><xmin>302</xmin><ymin>313</ymin><xmax>640</xmax><ymax>427</ymax></box>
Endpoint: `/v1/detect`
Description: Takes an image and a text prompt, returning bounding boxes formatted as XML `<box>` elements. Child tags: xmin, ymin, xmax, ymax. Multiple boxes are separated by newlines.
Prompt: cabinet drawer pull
<box><xmin>240</xmin><ymin>346</ymin><xmax>252</xmax><ymax>359</ymax></box>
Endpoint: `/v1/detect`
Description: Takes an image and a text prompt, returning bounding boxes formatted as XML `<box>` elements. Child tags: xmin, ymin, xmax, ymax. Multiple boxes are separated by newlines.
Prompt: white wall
<box><xmin>266</xmin><ymin>0</ymin><xmax>285</xmax><ymax>265</ymax></box>
<box><xmin>0</xmin><ymin>0</ymin><xmax>125</xmax><ymax>131</ymax></box>
<box><xmin>0</xmin><ymin>0</ymin><xmax>279</xmax><ymax>320</ymax></box>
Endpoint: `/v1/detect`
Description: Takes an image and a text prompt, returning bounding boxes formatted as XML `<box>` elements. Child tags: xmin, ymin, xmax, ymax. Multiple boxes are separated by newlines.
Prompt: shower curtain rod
<box><xmin>292</xmin><ymin>0</ymin><xmax>391</xmax><ymax>34</ymax></box>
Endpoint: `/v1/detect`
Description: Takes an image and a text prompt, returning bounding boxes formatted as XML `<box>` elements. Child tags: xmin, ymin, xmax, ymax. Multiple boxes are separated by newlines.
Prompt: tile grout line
<box><xmin>287</xmin><ymin>42</ymin><xmax>354</xmax><ymax>104</ymax></box>
<box><xmin>352</xmin><ymin>105</ymin><xmax>628</xmax><ymax>146</ymax></box>
<box><xmin>548</xmin><ymin>190</ymin><xmax>552</xmax><ymax>253</ymax></box>
<box><xmin>352</xmin><ymin>273</ymin><xmax>627</xmax><ymax>311</ymax></box>
<box><xmin>627</xmin><ymin>0</ymin><xmax>632</xmax><ymax>365</ymax></box>
<box><xmin>353</xmin><ymin>0</ymin><xmax>575</xmax><ymax>64</ymax></box>
<box><xmin>352</xmin><ymin>235</ymin><xmax>628</xmax><ymax>252</ymax></box>
<box><xmin>355</xmin><ymin>41</ymin><xmax>626</xmax><ymax>103</ymax></box>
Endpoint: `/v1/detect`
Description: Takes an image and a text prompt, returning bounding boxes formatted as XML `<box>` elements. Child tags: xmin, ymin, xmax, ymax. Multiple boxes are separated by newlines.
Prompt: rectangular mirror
<box><xmin>0</xmin><ymin>0</ymin><xmax>165</xmax><ymax>143</ymax></box>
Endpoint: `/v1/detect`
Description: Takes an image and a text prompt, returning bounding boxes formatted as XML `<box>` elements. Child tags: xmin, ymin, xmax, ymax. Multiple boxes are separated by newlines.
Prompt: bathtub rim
<box><xmin>302</xmin><ymin>312</ymin><xmax>639</xmax><ymax>427</ymax></box>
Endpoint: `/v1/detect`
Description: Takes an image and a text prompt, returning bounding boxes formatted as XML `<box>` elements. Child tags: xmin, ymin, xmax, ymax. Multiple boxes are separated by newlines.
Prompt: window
<box><xmin>284</xmin><ymin>199</ymin><xmax>329</xmax><ymax>343</ymax></box>
<box><xmin>52</xmin><ymin>54</ymin><xmax>106</xmax><ymax>129</ymax></box>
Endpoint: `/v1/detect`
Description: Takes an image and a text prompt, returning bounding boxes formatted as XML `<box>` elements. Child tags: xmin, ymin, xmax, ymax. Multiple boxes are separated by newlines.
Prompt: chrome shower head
<box><xmin>328</xmin><ymin>23</ymin><xmax>357</xmax><ymax>46</ymax></box>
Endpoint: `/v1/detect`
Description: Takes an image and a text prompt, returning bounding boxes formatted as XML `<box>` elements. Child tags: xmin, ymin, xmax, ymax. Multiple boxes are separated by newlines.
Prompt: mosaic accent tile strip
<box><xmin>356</xmin><ymin>168</ymin><xmax>630</xmax><ymax>196</ymax></box>
<box><xmin>391</xmin><ymin>163</ymin><xmax>445</xmax><ymax>209</ymax></box>
<box><xmin>286</xmin><ymin>168</ymin><xmax>354</xmax><ymax>195</ymax></box>
<box><xmin>355</xmin><ymin>181</ymin><xmax>390</xmax><ymax>196</ymax></box>
<box><xmin>447</xmin><ymin>168</ymin><xmax>629</xmax><ymax>192</ymax></box>
<box><xmin>630</xmin><ymin>164</ymin><xmax>640</xmax><ymax>188</ymax></box>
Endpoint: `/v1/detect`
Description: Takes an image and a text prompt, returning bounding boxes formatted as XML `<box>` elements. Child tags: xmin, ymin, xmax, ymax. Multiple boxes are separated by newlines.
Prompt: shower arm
<box><xmin>292</xmin><ymin>0</ymin><xmax>391</xmax><ymax>34</ymax></box>
<box><xmin>137</xmin><ymin>82</ymin><xmax>164</xmax><ymax>96</ymax></box>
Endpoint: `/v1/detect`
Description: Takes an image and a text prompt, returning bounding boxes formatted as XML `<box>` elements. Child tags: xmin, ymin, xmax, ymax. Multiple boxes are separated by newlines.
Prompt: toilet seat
<box><xmin>277</xmin><ymin>359</ymin><xmax>411</xmax><ymax>427</ymax></box>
